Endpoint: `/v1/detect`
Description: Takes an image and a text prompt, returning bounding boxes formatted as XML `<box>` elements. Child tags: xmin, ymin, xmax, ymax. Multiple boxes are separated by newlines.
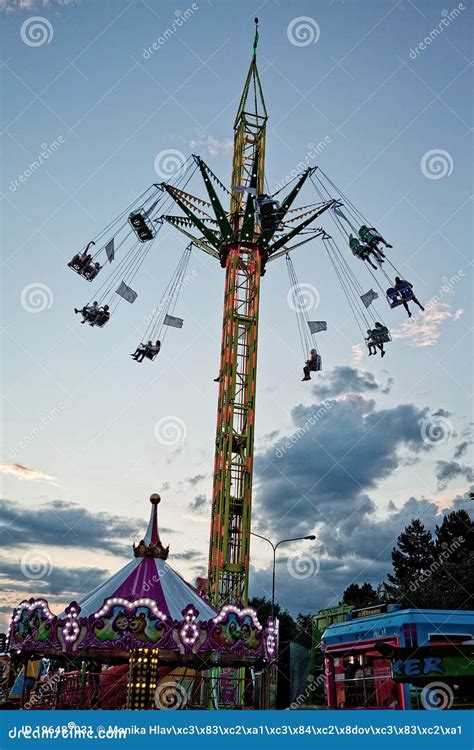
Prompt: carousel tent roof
<box><xmin>76</xmin><ymin>494</ymin><xmax>217</xmax><ymax>622</ymax></box>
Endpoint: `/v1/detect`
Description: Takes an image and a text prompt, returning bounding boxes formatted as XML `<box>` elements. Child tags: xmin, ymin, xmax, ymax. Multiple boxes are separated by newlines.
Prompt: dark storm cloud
<box><xmin>436</xmin><ymin>461</ymin><xmax>474</xmax><ymax>490</ymax></box>
<box><xmin>311</xmin><ymin>366</ymin><xmax>390</xmax><ymax>400</ymax></box>
<box><xmin>0</xmin><ymin>498</ymin><xmax>172</xmax><ymax>556</ymax></box>
<box><xmin>250</xmin><ymin>490</ymin><xmax>473</xmax><ymax>616</ymax></box>
<box><xmin>255</xmin><ymin>396</ymin><xmax>434</xmax><ymax>536</ymax></box>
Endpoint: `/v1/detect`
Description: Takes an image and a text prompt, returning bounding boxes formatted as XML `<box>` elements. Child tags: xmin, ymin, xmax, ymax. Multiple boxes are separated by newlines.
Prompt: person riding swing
<box><xmin>348</xmin><ymin>234</ymin><xmax>379</xmax><ymax>269</ymax></box>
<box><xmin>358</xmin><ymin>225</ymin><xmax>392</xmax><ymax>260</ymax></box>
<box><xmin>302</xmin><ymin>349</ymin><xmax>321</xmax><ymax>381</ymax></box>
<box><xmin>131</xmin><ymin>339</ymin><xmax>161</xmax><ymax>363</ymax></box>
<box><xmin>74</xmin><ymin>301</ymin><xmax>99</xmax><ymax>324</ymax></box>
<box><xmin>394</xmin><ymin>276</ymin><xmax>424</xmax><ymax>318</ymax></box>
<box><xmin>68</xmin><ymin>241</ymin><xmax>96</xmax><ymax>272</ymax></box>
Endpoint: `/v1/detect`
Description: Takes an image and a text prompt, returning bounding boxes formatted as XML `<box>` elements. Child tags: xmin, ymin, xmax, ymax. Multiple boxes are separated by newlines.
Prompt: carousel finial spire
<box><xmin>133</xmin><ymin>493</ymin><xmax>169</xmax><ymax>559</ymax></box>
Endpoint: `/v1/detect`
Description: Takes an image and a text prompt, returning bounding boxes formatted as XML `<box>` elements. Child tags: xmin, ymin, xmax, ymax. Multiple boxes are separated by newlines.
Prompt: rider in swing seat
<box><xmin>348</xmin><ymin>234</ymin><xmax>378</xmax><ymax>270</ymax></box>
<box><xmin>83</xmin><ymin>262</ymin><xmax>102</xmax><ymax>281</ymax></box>
<box><xmin>358</xmin><ymin>225</ymin><xmax>392</xmax><ymax>260</ymax></box>
<box><xmin>370</xmin><ymin>322</ymin><xmax>389</xmax><ymax>357</ymax></box>
<box><xmin>74</xmin><ymin>301</ymin><xmax>99</xmax><ymax>324</ymax></box>
<box><xmin>92</xmin><ymin>304</ymin><xmax>110</xmax><ymax>327</ymax></box>
<box><xmin>131</xmin><ymin>339</ymin><xmax>161</xmax><ymax>363</ymax></box>
<box><xmin>365</xmin><ymin>329</ymin><xmax>377</xmax><ymax>356</ymax></box>
<box><xmin>394</xmin><ymin>276</ymin><xmax>424</xmax><ymax>318</ymax></box>
<box><xmin>302</xmin><ymin>349</ymin><xmax>321</xmax><ymax>381</ymax></box>
<box><xmin>68</xmin><ymin>241</ymin><xmax>96</xmax><ymax>272</ymax></box>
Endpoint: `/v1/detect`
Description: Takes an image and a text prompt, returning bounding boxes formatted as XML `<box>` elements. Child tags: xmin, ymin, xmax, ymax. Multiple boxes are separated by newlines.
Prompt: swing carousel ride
<box><xmin>6</xmin><ymin>20</ymin><xmax>424</xmax><ymax>710</ymax></box>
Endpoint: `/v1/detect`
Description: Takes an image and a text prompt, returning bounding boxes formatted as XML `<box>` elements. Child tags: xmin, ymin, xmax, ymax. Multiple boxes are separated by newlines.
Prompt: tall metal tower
<box><xmin>160</xmin><ymin>20</ymin><xmax>334</xmax><ymax>608</ymax></box>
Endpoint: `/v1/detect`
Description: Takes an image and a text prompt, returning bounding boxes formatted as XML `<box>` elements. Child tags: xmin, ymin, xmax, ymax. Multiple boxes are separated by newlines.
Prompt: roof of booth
<box><xmin>76</xmin><ymin>494</ymin><xmax>217</xmax><ymax>622</ymax></box>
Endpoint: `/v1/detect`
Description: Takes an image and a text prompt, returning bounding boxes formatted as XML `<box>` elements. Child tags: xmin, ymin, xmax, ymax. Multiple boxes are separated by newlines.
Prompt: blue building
<box><xmin>321</xmin><ymin>606</ymin><xmax>474</xmax><ymax>709</ymax></box>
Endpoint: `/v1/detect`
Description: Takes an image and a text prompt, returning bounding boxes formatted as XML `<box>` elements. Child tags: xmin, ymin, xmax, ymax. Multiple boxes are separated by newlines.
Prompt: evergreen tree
<box><xmin>427</xmin><ymin>509</ymin><xmax>474</xmax><ymax>609</ymax></box>
<box><xmin>341</xmin><ymin>582</ymin><xmax>380</xmax><ymax>608</ymax></box>
<box><xmin>384</xmin><ymin>519</ymin><xmax>436</xmax><ymax>607</ymax></box>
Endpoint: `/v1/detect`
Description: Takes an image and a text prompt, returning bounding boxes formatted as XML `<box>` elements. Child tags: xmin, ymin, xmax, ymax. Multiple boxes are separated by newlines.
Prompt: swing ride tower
<box><xmin>159</xmin><ymin>20</ymin><xmax>334</xmax><ymax>609</ymax></box>
<box><xmin>207</xmin><ymin>25</ymin><xmax>267</xmax><ymax>608</ymax></box>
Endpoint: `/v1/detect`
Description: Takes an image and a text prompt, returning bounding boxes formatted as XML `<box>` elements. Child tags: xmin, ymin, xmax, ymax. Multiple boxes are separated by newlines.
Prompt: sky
<box><xmin>0</xmin><ymin>0</ymin><xmax>473</xmax><ymax>632</ymax></box>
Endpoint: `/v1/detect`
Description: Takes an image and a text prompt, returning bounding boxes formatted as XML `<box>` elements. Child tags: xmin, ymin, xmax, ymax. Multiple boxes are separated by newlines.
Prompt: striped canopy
<box><xmin>76</xmin><ymin>494</ymin><xmax>216</xmax><ymax>622</ymax></box>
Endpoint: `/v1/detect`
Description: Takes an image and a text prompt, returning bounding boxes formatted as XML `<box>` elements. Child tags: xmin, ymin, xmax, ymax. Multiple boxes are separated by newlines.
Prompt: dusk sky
<box><xmin>0</xmin><ymin>0</ymin><xmax>472</xmax><ymax>632</ymax></box>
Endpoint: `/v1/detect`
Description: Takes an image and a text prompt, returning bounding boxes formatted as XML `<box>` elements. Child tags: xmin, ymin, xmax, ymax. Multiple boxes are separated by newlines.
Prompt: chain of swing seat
<box><xmin>285</xmin><ymin>253</ymin><xmax>317</xmax><ymax>360</ymax></box>
<box><xmin>141</xmin><ymin>243</ymin><xmax>193</xmax><ymax>345</ymax></box>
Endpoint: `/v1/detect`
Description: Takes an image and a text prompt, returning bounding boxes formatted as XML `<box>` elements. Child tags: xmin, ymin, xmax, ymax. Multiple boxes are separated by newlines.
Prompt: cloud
<box><xmin>0</xmin><ymin>0</ymin><xmax>77</xmax><ymax>11</ymax></box>
<box><xmin>250</xmin><ymin>489</ymin><xmax>473</xmax><ymax>615</ymax></box>
<box><xmin>0</xmin><ymin>498</ymin><xmax>173</xmax><ymax>556</ymax></box>
<box><xmin>351</xmin><ymin>344</ymin><xmax>365</xmax><ymax>366</ymax></box>
<box><xmin>0</xmin><ymin>559</ymin><xmax>108</xmax><ymax>598</ymax></box>
<box><xmin>255</xmin><ymin>394</ymin><xmax>436</xmax><ymax>536</ymax></box>
<box><xmin>188</xmin><ymin>493</ymin><xmax>208</xmax><ymax>513</ymax></box>
<box><xmin>0</xmin><ymin>463</ymin><xmax>59</xmax><ymax>487</ymax></box>
<box><xmin>311</xmin><ymin>366</ymin><xmax>391</xmax><ymax>400</ymax></box>
<box><xmin>391</xmin><ymin>302</ymin><xmax>463</xmax><ymax>348</ymax></box>
<box><xmin>454</xmin><ymin>441</ymin><xmax>471</xmax><ymax>460</ymax></box>
<box><xmin>186</xmin><ymin>474</ymin><xmax>206</xmax><ymax>487</ymax></box>
<box><xmin>436</xmin><ymin>460</ymin><xmax>474</xmax><ymax>490</ymax></box>
<box><xmin>188</xmin><ymin>135</ymin><xmax>233</xmax><ymax>157</ymax></box>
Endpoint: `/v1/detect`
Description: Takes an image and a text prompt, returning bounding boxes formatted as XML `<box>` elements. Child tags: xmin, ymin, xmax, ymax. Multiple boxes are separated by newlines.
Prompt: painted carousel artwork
<box><xmin>6</xmin><ymin>495</ymin><xmax>277</xmax><ymax>710</ymax></box>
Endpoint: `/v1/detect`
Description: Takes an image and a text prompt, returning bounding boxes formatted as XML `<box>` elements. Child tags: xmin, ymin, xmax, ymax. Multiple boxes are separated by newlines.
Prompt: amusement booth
<box><xmin>321</xmin><ymin>604</ymin><xmax>474</xmax><ymax>710</ymax></box>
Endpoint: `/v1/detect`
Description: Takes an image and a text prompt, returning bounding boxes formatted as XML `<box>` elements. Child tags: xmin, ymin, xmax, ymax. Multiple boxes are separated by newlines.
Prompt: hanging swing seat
<box><xmin>128</xmin><ymin>210</ymin><xmax>155</xmax><ymax>242</ymax></box>
<box><xmin>68</xmin><ymin>256</ymin><xmax>102</xmax><ymax>282</ymax></box>
<box><xmin>307</xmin><ymin>353</ymin><xmax>322</xmax><ymax>372</ymax></box>
<box><xmin>371</xmin><ymin>325</ymin><xmax>391</xmax><ymax>344</ymax></box>
<box><xmin>90</xmin><ymin>309</ymin><xmax>110</xmax><ymax>328</ymax></box>
<box><xmin>386</xmin><ymin>284</ymin><xmax>414</xmax><ymax>308</ymax></box>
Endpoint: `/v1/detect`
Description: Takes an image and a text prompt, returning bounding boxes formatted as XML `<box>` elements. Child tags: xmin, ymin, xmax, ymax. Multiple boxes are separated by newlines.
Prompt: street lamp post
<box><xmin>250</xmin><ymin>532</ymin><xmax>316</xmax><ymax>621</ymax></box>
